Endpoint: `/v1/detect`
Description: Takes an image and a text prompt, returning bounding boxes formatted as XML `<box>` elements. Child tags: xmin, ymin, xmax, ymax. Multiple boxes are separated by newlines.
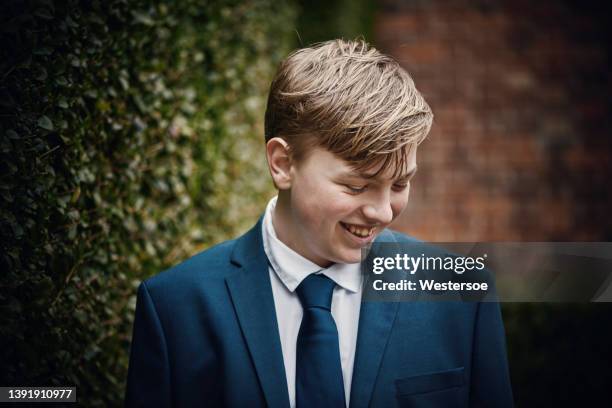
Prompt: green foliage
<box><xmin>0</xmin><ymin>0</ymin><xmax>296</xmax><ymax>405</ymax></box>
<box><xmin>295</xmin><ymin>0</ymin><xmax>376</xmax><ymax>45</ymax></box>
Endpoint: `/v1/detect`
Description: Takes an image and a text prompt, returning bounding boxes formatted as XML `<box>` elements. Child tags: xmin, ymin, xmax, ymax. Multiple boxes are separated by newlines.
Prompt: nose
<box><xmin>362</xmin><ymin>194</ymin><xmax>394</xmax><ymax>224</ymax></box>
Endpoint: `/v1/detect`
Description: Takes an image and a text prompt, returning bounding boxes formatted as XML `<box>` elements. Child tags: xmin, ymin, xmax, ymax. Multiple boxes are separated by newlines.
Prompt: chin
<box><xmin>334</xmin><ymin>249</ymin><xmax>363</xmax><ymax>264</ymax></box>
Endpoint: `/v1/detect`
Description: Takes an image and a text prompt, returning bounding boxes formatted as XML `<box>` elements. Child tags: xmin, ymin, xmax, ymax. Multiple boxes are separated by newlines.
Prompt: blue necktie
<box><xmin>295</xmin><ymin>273</ymin><xmax>346</xmax><ymax>408</ymax></box>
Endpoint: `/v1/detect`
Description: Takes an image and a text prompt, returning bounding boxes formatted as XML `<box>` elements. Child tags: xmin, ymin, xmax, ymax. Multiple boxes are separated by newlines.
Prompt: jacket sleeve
<box><xmin>125</xmin><ymin>282</ymin><xmax>172</xmax><ymax>407</ymax></box>
<box><xmin>469</xmin><ymin>300</ymin><xmax>514</xmax><ymax>407</ymax></box>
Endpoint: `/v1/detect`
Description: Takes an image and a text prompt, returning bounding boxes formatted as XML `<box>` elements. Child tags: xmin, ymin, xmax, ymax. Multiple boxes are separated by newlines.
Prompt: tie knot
<box><xmin>296</xmin><ymin>274</ymin><xmax>336</xmax><ymax>311</ymax></box>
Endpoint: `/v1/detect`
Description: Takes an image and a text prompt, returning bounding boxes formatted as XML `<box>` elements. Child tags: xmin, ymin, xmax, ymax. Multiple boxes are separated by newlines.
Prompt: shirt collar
<box><xmin>262</xmin><ymin>196</ymin><xmax>362</xmax><ymax>293</ymax></box>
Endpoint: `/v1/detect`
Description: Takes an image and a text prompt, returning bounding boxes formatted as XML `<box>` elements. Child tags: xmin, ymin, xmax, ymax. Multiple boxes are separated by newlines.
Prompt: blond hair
<box><xmin>264</xmin><ymin>38</ymin><xmax>433</xmax><ymax>177</ymax></box>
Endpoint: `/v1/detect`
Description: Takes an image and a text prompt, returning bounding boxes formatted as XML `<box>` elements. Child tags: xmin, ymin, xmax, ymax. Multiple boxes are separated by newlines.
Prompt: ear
<box><xmin>266</xmin><ymin>137</ymin><xmax>293</xmax><ymax>190</ymax></box>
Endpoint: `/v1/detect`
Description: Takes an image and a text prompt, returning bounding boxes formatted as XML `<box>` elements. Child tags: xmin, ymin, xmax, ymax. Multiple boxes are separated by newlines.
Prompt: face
<box><xmin>274</xmin><ymin>145</ymin><xmax>418</xmax><ymax>267</ymax></box>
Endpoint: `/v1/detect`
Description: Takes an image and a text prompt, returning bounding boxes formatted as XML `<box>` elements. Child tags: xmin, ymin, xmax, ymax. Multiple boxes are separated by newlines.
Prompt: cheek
<box><xmin>293</xmin><ymin>177</ymin><xmax>323</xmax><ymax>204</ymax></box>
<box><xmin>391</xmin><ymin>189</ymin><xmax>411</xmax><ymax>218</ymax></box>
<box><xmin>294</xmin><ymin>185</ymin><xmax>353</xmax><ymax>227</ymax></box>
<box><xmin>315</xmin><ymin>197</ymin><xmax>354</xmax><ymax>226</ymax></box>
<box><xmin>292</xmin><ymin>182</ymin><xmax>332</xmax><ymax>221</ymax></box>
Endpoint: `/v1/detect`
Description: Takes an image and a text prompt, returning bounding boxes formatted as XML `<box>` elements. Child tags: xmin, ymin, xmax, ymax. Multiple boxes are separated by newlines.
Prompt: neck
<box><xmin>271</xmin><ymin>192</ymin><xmax>332</xmax><ymax>268</ymax></box>
<box><xmin>271</xmin><ymin>192</ymin><xmax>295</xmax><ymax>251</ymax></box>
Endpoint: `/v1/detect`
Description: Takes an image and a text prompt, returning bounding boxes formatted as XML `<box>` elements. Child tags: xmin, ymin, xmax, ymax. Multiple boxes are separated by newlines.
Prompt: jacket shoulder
<box><xmin>378</xmin><ymin>228</ymin><xmax>423</xmax><ymax>244</ymax></box>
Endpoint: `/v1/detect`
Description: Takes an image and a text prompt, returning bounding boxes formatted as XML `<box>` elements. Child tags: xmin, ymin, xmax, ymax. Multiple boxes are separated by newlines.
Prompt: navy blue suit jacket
<box><xmin>126</xmin><ymin>219</ymin><xmax>513</xmax><ymax>407</ymax></box>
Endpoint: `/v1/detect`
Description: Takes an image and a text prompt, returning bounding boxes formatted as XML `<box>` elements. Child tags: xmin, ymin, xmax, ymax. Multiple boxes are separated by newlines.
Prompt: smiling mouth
<box><xmin>340</xmin><ymin>222</ymin><xmax>376</xmax><ymax>238</ymax></box>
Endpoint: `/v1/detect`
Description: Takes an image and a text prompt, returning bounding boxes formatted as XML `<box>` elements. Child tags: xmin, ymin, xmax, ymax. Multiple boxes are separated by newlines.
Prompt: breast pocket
<box><xmin>395</xmin><ymin>367</ymin><xmax>466</xmax><ymax>407</ymax></box>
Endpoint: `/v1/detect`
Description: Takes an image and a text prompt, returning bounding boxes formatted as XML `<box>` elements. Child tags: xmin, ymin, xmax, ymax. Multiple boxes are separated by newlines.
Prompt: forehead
<box><xmin>355</xmin><ymin>146</ymin><xmax>418</xmax><ymax>179</ymax></box>
<box><xmin>301</xmin><ymin>145</ymin><xmax>417</xmax><ymax>180</ymax></box>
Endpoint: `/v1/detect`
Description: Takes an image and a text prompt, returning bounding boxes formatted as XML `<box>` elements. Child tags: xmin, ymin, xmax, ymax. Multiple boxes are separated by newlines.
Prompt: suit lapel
<box><xmin>349</xmin><ymin>301</ymin><xmax>399</xmax><ymax>408</ymax></box>
<box><xmin>226</xmin><ymin>219</ymin><xmax>290</xmax><ymax>408</ymax></box>
<box><xmin>349</xmin><ymin>230</ymin><xmax>401</xmax><ymax>408</ymax></box>
<box><xmin>226</xmin><ymin>222</ymin><xmax>404</xmax><ymax>408</ymax></box>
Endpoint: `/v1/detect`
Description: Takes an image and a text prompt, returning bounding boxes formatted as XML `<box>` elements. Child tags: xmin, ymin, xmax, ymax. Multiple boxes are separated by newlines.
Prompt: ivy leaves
<box><xmin>1</xmin><ymin>0</ymin><xmax>295</xmax><ymax>405</ymax></box>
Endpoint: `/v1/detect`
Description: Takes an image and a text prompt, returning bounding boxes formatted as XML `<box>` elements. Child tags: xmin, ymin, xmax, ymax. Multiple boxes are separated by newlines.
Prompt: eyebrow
<box><xmin>391</xmin><ymin>166</ymin><xmax>418</xmax><ymax>181</ymax></box>
<box><xmin>342</xmin><ymin>166</ymin><xmax>419</xmax><ymax>181</ymax></box>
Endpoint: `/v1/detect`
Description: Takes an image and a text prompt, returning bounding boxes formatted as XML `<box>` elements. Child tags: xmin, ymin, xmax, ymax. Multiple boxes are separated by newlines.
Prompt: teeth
<box><xmin>344</xmin><ymin>223</ymin><xmax>373</xmax><ymax>238</ymax></box>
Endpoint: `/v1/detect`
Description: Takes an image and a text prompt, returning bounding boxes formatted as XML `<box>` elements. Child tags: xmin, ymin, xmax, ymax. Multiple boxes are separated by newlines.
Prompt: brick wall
<box><xmin>375</xmin><ymin>2</ymin><xmax>612</xmax><ymax>405</ymax></box>
<box><xmin>379</xmin><ymin>0</ymin><xmax>612</xmax><ymax>241</ymax></box>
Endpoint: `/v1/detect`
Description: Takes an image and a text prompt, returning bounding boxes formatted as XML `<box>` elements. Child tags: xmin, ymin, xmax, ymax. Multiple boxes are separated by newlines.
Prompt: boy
<box><xmin>126</xmin><ymin>39</ymin><xmax>513</xmax><ymax>407</ymax></box>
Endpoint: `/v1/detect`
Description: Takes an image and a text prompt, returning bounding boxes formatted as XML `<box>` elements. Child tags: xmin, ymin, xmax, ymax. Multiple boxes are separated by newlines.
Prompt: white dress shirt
<box><xmin>262</xmin><ymin>196</ymin><xmax>363</xmax><ymax>408</ymax></box>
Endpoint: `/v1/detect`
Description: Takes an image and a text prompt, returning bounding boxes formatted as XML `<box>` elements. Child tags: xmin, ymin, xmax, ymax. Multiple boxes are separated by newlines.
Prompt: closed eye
<box><xmin>345</xmin><ymin>184</ymin><xmax>368</xmax><ymax>194</ymax></box>
<box><xmin>392</xmin><ymin>182</ymin><xmax>409</xmax><ymax>192</ymax></box>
